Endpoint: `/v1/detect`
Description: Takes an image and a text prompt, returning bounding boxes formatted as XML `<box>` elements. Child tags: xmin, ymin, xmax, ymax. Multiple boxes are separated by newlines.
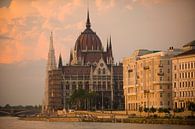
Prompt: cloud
<box><xmin>34</xmin><ymin>32</ymin><xmax>48</xmax><ymax>60</ymax></box>
<box><xmin>0</xmin><ymin>39</ymin><xmax>28</xmax><ymax>64</ymax></box>
<box><xmin>0</xmin><ymin>35</ymin><xmax>14</xmax><ymax>41</ymax></box>
<box><xmin>95</xmin><ymin>0</ymin><xmax>115</xmax><ymax>12</ymax></box>
<box><xmin>0</xmin><ymin>0</ymin><xmax>12</xmax><ymax>8</ymax></box>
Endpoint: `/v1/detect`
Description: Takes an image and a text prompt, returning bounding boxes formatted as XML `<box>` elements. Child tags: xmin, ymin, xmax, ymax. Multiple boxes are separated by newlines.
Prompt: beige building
<box><xmin>123</xmin><ymin>48</ymin><xmax>181</xmax><ymax>111</ymax></box>
<box><xmin>172</xmin><ymin>41</ymin><xmax>195</xmax><ymax>109</ymax></box>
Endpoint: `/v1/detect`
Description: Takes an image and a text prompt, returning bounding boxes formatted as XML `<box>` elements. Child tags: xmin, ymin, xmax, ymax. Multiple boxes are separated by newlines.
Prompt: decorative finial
<box><xmin>86</xmin><ymin>8</ymin><xmax>91</xmax><ymax>29</ymax></box>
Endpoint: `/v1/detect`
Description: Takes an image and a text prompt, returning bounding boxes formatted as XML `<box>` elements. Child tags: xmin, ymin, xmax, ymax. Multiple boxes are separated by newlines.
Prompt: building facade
<box><xmin>123</xmin><ymin>49</ymin><xmax>182</xmax><ymax>111</ymax></box>
<box><xmin>172</xmin><ymin>41</ymin><xmax>195</xmax><ymax>110</ymax></box>
<box><xmin>43</xmin><ymin>11</ymin><xmax>124</xmax><ymax>113</ymax></box>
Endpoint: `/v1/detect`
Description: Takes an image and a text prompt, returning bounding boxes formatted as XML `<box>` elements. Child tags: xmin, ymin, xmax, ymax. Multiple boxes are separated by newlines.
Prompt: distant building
<box><xmin>172</xmin><ymin>40</ymin><xmax>195</xmax><ymax>110</ymax></box>
<box><xmin>43</xmin><ymin>11</ymin><xmax>124</xmax><ymax>113</ymax></box>
<box><xmin>123</xmin><ymin>48</ymin><xmax>182</xmax><ymax>111</ymax></box>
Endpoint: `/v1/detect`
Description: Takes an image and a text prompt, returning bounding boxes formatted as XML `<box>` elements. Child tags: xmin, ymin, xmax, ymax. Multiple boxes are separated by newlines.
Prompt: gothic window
<box><xmin>98</xmin><ymin>81</ymin><xmax>101</xmax><ymax>90</ymax></box>
<box><xmin>72</xmin><ymin>82</ymin><xmax>76</xmax><ymax>90</ymax></box>
<box><xmin>66</xmin><ymin>85</ymin><xmax>69</xmax><ymax>90</ymax></box>
<box><xmin>103</xmin><ymin>68</ymin><xmax>106</xmax><ymax>74</ymax></box>
<box><xmin>78</xmin><ymin>81</ymin><xmax>83</xmax><ymax>89</ymax></box>
<box><xmin>85</xmin><ymin>81</ymin><xmax>89</xmax><ymax>91</ymax></box>
<box><xmin>98</xmin><ymin>68</ymin><xmax>101</xmax><ymax>74</ymax></box>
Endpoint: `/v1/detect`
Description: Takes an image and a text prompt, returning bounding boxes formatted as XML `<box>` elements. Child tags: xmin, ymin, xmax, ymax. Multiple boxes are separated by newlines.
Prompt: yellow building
<box><xmin>172</xmin><ymin>41</ymin><xmax>195</xmax><ymax>110</ymax></box>
<box><xmin>123</xmin><ymin>48</ymin><xmax>181</xmax><ymax>111</ymax></box>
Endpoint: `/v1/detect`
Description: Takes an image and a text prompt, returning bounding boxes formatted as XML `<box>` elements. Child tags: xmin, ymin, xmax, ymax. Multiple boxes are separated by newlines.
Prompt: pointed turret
<box><xmin>106</xmin><ymin>38</ymin><xmax>109</xmax><ymax>52</ymax></box>
<box><xmin>58</xmin><ymin>53</ymin><xmax>63</xmax><ymax>69</ymax></box>
<box><xmin>109</xmin><ymin>36</ymin><xmax>112</xmax><ymax>50</ymax></box>
<box><xmin>86</xmin><ymin>9</ymin><xmax>91</xmax><ymax>29</ymax></box>
<box><xmin>43</xmin><ymin>31</ymin><xmax>57</xmax><ymax>113</ymax></box>
<box><xmin>47</xmin><ymin>31</ymin><xmax>57</xmax><ymax>70</ymax></box>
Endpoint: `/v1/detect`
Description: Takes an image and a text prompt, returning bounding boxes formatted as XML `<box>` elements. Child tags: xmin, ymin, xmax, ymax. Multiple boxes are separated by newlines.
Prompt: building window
<box><xmin>174</xmin><ymin>74</ymin><xmax>177</xmax><ymax>79</ymax></box>
<box><xmin>174</xmin><ymin>65</ymin><xmax>176</xmax><ymax>70</ymax></box>
<box><xmin>168</xmin><ymin>69</ymin><xmax>170</xmax><ymax>73</ymax></box>
<box><xmin>160</xmin><ymin>93</ymin><xmax>163</xmax><ymax>97</ymax></box>
<box><xmin>192</xmin><ymin>81</ymin><xmax>194</xmax><ymax>87</ymax></box>
<box><xmin>167</xmin><ymin>60</ymin><xmax>170</xmax><ymax>65</ymax></box>
<box><xmin>103</xmin><ymin>68</ymin><xmax>106</xmax><ymax>74</ymax></box>
<box><xmin>160</xmin><ymin>77</ymin><xmax>163</xmax><ymax>81</ymax></box>
<box><xmin>160</xmin><ymin>101</ymin><xmax>163</xmax><ymax>106</ymax></box>
<box><xmin>174</xmin><ymin>82</ymin><xmax>176</xmax><ymax>88</ymax></box>
<box><xmin>98</xmin><ymin>68</ymin><xmax>101</xmax><ymax>74</ymax></box>
<box><xmin>66</xmin><ymin>85</ymin><xmax>69</xmax><ymax>90</ymax></box>
<box><xmin>168</xmin><ymin>93</ymin><xmax>170</xmax><ymax>97</ymax></box>
<box><xmin>168</xmin><ymin>101</ymin><xmax>170</xmax><ymax>106</ymax></box>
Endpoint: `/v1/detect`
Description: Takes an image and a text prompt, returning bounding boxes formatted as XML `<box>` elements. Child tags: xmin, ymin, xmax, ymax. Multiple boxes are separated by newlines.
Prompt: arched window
<box><xmin>98</xmin><ymin>68</ymin><xmax>101</xmax><ymax>74</ymax></box>
<box><xmin>103</xmin><ymin>68</ymin><xmax>106</xmax><ymax>74</ymax></box>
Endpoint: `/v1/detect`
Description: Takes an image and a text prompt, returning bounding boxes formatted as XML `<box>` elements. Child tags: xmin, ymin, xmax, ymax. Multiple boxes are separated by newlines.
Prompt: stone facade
<box><xmin>44</xmin><ymin>11</ymin><xmax>124</xmax><ymax>113</ymax></box>
<box><xmin>123</xmin><ymin>49</ymin><xmax>181</xmax><ymax>111</ymax></box>
<box><xmin>172</xmin><ymin>41</ymin><xmax>195</xmax><ymax>110</ymax></box>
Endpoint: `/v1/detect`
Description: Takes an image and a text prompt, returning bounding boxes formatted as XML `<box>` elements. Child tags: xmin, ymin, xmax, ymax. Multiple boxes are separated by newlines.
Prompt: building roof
<box><xmin>174</xmin><ymin>49</ymin><xmax>195</xmax><ymax>57</ymax></box>
<box><xmin>74</xmin><ymin>11</ymin><xmax>102</xmax><ymax>51</ymax></box>
<box><xmin>183</xmin><ymin>40</ymin><xmax>195</xmax><ymax>47</ymax></box>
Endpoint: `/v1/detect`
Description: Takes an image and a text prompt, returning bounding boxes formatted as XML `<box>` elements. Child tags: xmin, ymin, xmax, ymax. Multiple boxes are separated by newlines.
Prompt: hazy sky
<box><xmin>0</xmin><ymin>0</ymin><xmax>195</xmax><ymax>106</ymax></box>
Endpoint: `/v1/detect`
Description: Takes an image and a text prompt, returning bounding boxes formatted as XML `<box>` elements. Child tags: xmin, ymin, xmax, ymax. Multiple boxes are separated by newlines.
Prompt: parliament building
<box><xmin>43</xmin><ymin>11</ymin><xmax>124</xmax><ymax>113</ymax></box>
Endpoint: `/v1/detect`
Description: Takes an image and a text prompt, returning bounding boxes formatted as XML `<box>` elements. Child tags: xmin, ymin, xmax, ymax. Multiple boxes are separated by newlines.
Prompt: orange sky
<box><xmin>0</xmin><ymin>0</ymin><xmax>194</xmax><ymax>64</ymax></box>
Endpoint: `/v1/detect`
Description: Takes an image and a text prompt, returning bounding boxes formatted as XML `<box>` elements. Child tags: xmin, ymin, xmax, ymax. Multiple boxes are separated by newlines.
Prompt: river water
<box><xmin>0</xmin><ymin>117</ymin><xmax>194</xmax><ymax>129</ymax></box>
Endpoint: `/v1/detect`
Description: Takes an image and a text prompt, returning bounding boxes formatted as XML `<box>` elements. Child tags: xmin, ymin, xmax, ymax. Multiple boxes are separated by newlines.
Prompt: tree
<box><xmin>69</xmin><ymin>88</ymin><xmax>90</xmax><ymax>110</ymax></box>
<box><xmin>150</xmin><ymin>106</ymin><xmax>156</xmax><ymax>114</ymax></box>
<box><xmin>188</xmin><ymin>102</ymin><xmax>195</xmax><ymax>117</ymax></box>
<box><xmin>139</xmin><ymin>106</ymin><xmax>143</xmax><ymax>117</ymax></box>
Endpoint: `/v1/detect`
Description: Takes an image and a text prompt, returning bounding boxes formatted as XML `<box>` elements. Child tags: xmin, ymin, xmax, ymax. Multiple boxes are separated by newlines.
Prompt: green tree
<box><xmin>188</xmin><ymin>102</ymin><xmax>195</xmax><ymax>117</ymax></box>
<box><xmin>150</xmin><ymin>106</ymin><xmax>156</xmax><ymax>114</ymax></box>
<box><xmin>139</xmin><ymin>106</ymin><xmax>143</xmax><ymax>117</ymax></box>
<box><xmin>70</xmin><ymin>88</ymin><xmax>88</xmax><ymax>110</ymax></box>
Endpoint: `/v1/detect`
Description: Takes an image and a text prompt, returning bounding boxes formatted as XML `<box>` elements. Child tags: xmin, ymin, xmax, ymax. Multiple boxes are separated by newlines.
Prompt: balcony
<box><xmin>128</xmin><ymin>69</ymin><xmax>133</xmax><ymax>72</ymax></box>
<box><xmin>144</xmin><ymin>66</ymin><xmax>149</xmax><ymax>70</ymax></box>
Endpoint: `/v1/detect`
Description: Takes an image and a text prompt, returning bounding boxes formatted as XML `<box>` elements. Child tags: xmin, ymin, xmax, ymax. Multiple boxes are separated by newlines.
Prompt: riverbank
<box><xmin>19</xmin><ymin>116</ymin><xmax>195</xmax><ymax>125</ymax></box>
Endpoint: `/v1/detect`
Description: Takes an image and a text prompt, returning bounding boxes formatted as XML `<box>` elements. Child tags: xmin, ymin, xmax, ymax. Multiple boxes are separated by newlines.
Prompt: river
<box><xmin>0</xmin><ymin>117</ymin><xmax>194</xmax><ymax>129</ymax></box>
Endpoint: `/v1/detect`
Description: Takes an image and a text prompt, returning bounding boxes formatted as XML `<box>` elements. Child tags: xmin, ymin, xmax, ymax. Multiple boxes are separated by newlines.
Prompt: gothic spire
<box><xmin>86</xmin><ymin>9</ymin><xmax>91</xmax><ymax>29</ymax></box>
<box><xmin>109</xmin><ymin>35</ymin><xmax>112</xmax><ymax>50</ymax></box>
<box><xmin>47</xmin><ymin>31</ymin><xmax>57</xmax><ymax>70</ymax></box>
<box><xmin>58</xmin><ymin>53</ymin><xmax>63</xmax><ymax>69</ymax></box>
<box><xmin>106</xmin><ymin>38</ymin><xmax>109</xmax><ymax>51</ymax></box>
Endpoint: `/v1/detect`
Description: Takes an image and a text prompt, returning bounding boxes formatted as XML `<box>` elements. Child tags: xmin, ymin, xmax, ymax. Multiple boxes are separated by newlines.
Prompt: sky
<box><xmin>0</xmin><ymin>0</ymin><xmax>195</xmax><ymax>106</ymax></box>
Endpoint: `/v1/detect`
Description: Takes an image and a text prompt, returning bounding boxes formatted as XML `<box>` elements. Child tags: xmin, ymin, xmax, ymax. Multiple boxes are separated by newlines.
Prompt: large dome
<box><xmin>74</xmin><ymin>11</ymin><xmax>102</xmax><ymax>51</ymax></box>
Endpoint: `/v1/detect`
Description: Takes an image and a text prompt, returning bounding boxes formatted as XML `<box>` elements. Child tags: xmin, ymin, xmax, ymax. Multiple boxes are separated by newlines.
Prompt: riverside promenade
<box><xmin>19</xmin><ymin>110</ymin><xmax>195</xmax><ymax>125</ymax></box>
